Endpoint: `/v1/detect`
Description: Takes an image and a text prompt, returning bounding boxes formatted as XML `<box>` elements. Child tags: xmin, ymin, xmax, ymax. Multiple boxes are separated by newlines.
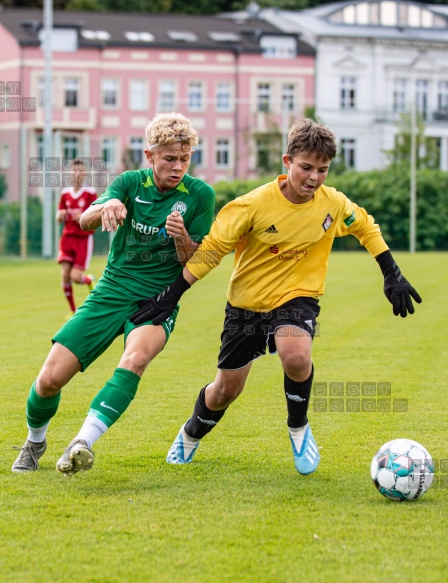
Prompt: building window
<box><xmin>340</xmin><ymin>77</ymin><xmax>356</xmax><ymax>110</ymax></box>
<box><xmin>436</xmin><ymin>81</ymin><xmax>448</xmax><ymax>118</ymax></box>
<box><xmin>340</xmin><ymin>138</ymin><xmax>356</xmax><ymax>168</ymax></box>
<box><xmin>129</xmin><ymin>80</ymin><xmax>147</xmax><ymax>111</ymax></box>
<box><xmin>63</xmin><ymin>136</ymin><xmax>79</xmax><ymax>160</ymax></box>
<box><xmin>191</xmin><ymin>139</ymin><xmax>204</xmax><ymax>168</ymax></box>
<box><xmin>330</xmin><ymin>1</ymin><xmax>447</xmax><ymax>29</ymax></box>
<box><xmin>415</xmin><ymin>79</ymin><xmax>429</xmax><ymax>119</ymax></box>
<box><xmin>256</xmin><ymin>135</ymin><xmax>281</xmax><ymax>174</ymax></box>
<box><xmin>37</xmin><ymin>134</ymin><xmax>44</xmax><ymax>162</ymax></box>
<box><xmin>102</xmin><ymin>78</ymin><xmax>118</xmax><ymax>108</ymax></box>
<box><xmin>38</xmin><ymin>76</ymin><xmax>55</xmax><ymax>108</ymax></box>
<box><xmin>216</xmin><ymin>81</ymin><xmax>232</xmax><ymax>112</ymax></box>
<box><xmin>129</xmin><ymin>137</ymin><xmax>143</xmax><ymax>166</ymax></box>
<box><xmin>101</xmin><ymin>137</ymin><xmax>117</xmax><ymax>169</ymax></box>
<box><xmin>216</xmin><ymin>138</ymin><xmax>230</xmax><ymax>167</ymax></box>
<box><xmin>1</xmin><ymin>143</ymin><xmax>11</xmax><ymax>169</ymax></box>
<box><xmin>38</xmin><ymin>77</ymin><xmax>45</xmax><ymax>107</ymax></box>
<box><xmin>282</xmin><ymin>83</ymin><xmax>295</xmax><ymax>112</ymax></box>
<box><xmin>393</xmin><ymin>78</ymin><xmax>407</xmax><ymax>113</ymax></box>
<box><xmin>64</xmin><ymin>78</ymin><xmax>79</xmax><ymax>107</ymax></box>
<box><xmin>159</xmin><ymin>80</ymin><xmax>176</xmax><ymax>111</ymax></box>
<box><xmin>257</xmin><ymin>83</ymin><xmax>271</xmax><ymax>112</ymax></box>
<box><xmin>188</xmin><ymin>81</ymin><xmax>204</xmax><ymax>112</ymax></box>
<box><xmin>260</xmin><ymin>36</ymin><xmax>296</xmax><ymax>58</ymax></box>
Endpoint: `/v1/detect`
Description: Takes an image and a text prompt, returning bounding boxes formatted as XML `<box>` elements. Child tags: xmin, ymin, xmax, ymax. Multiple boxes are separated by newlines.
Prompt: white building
<box><xmin>225</xmin><ymin>0</ymin><xmax>448</xmax><ymax>171</ymax></box>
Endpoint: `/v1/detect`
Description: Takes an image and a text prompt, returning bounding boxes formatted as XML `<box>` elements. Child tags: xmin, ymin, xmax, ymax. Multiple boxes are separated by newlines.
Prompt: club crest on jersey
<box><xmin>322</xmin><ymin>213</ymin><xmax>333</xmax><ymax>232</ymax></box>
<box><xmin>172</xmin><ymin>201</ymin><xmax>187</xmax><ymax>216</ymax></box>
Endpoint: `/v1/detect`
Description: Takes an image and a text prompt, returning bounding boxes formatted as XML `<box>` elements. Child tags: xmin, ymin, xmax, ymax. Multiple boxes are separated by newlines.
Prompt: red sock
<box><xmin>63</xmin><ymin>283</ymin><xmax>76</xmax><ymax>312</ymax></box>
<box><xmin>80</xmin><ymin>274</ymin><xmax>92</xmax><ymax>286</ymax></box>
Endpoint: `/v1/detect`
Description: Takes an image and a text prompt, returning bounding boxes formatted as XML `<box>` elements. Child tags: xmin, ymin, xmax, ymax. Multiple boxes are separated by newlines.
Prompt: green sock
<box><xmin>26</xmin><ymin>381</ymin><xmax>61</xmax><ymax>428</ymax></box>
<box><xmin>89</xmin><ymin>368</ymin><xmax>140</xmax><ymax>427</ymax></box>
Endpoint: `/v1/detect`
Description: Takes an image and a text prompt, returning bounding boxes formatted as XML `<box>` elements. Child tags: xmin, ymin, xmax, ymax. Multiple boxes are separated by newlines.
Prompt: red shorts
<box><xmin>57</xmin><ymin>234</ymin><xmax>94</xmax><ymax>271</ymax></box>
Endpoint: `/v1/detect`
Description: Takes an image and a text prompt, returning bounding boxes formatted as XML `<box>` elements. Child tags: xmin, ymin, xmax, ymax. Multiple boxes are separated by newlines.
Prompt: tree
<box><xmin>384</xmin><ymin>111</ymin><xmax>440</xmax><ymax>170</ymax></box>
<box><xmin>0</xmin><ymin>174</ymin><xmax>7</xmax><ymax>201</ymax></box>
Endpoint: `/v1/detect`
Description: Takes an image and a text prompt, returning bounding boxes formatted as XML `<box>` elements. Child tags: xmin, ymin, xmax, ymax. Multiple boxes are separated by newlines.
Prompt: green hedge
<box><xmin>0</xmin><ymin>165</ymin><xmax>447</xmax><ymax>256</ymax></box>
<box><xmin>0</xmin><ymin>197</ymin><xmax>111</xmax><ymax>256</ymax></box>
<box><xmin>326</xmin><ymin>165</ymin><xmax>448</xmax><ymax>251</ymax></box>
<box><xmin>0</xmin><ymin>198</ymin><xmax>43</xmax><ymax>255</ymax></box>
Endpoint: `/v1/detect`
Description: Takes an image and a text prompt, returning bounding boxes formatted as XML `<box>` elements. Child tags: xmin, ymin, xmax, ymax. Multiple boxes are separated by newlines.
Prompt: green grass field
<box><xmin>1</xmin><ymin>252</ymin><xmax>447</xmax><ymax>583</ymax></box>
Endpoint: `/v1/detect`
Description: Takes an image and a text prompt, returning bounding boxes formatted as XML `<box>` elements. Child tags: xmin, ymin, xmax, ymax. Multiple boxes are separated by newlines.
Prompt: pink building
<box><xmin>0</xmin><ymin>8</ymin><xmax>315</xmax><ymax>202</ymax></box>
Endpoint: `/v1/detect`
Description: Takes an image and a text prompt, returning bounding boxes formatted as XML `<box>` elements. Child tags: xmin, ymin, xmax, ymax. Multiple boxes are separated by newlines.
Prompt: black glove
<box><xmin>376</xmin><ymin>250</ymin><xmax>422</xmax><ymax>317</ymax></box>
<box><xmin>131</xmin><ymin>273</ymin><xmax>191</xmax><ymax>326</ymax></box>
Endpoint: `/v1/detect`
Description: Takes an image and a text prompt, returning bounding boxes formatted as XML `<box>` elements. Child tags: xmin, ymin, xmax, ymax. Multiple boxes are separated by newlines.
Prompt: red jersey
<box><xmin>58</xmin><ymin>187</ymin><xmax>97</xmax><ymax>237</ymax></box>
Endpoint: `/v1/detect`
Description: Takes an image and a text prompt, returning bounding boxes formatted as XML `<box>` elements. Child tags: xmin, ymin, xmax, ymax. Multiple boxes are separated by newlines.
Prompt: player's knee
<box><xmin>281</xmin><ymin>352</ymin><xmax>311</xmax><ymax>381</ymax></box>
<box><xmin>120</xmin><ymin>350</ymin><xmax>150</xmax><ymax>376</ymax></box>
<box><xmin>212</xmin><ymin>380</ymin><xmax>243</xmax><ymax>406</ymax></box>
<box><xmin>70</xmin><ymin>270</ymin><xmax>83</xmax><ymax>284</ymax></box>
<box><xmin>36</xmin><ymin>370</ymin><xmax>63</xmax><ymax>397</ymax></box>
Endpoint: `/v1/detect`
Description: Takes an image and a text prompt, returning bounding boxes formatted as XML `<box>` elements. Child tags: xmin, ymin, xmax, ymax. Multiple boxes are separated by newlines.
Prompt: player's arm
<box><xmin>131</xmin><ymin>267</ymin><xmax>197</xmax><ymax>325</ymax></box>
<box><xmin>80</xmin><ymin>198</ymin><xmax>127</xmax><ymax>232</ymax></box>
<box><xmin>56</xmin><ymin>194</ymin><xmax>67</xmax><ymax>223</ymax></box>
<box><xmin>166</xmin><ymin>211</ymin><xmax>199</xmax><ymax>266</ymax></box>
<box><xmin>337</xmin><ymin>198</ymin><xmax>422</xmax><ymax>318</ymax></box>
<box><xmin>166</xmin><ymin>182</ymin><xmax>216</xmax><ymax>266</ymax></box>
<box><xmin>56</xmin><ymin>209</ymin><xmax>67</xmax><ymax>223</ymax></box>
<box><xmin>375</xmin><ymin>250</ymin><xmax>422</xmax><ymax>317</ymax></box>
<box><xmin>131</xmin><ymin>197</ymin><xmax>250</xmax><ymax>326</ymax></box>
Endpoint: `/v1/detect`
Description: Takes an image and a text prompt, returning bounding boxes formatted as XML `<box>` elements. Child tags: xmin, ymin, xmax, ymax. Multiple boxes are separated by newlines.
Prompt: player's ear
<box><xmin>282</xmin><ymin>153</ymin><xmax>291</xmax><ymax>169</ymax></box>
<box><xmin>144</xmin><ymin>150</ymin><xmax>153</xmax><ymax>164</ymax></box>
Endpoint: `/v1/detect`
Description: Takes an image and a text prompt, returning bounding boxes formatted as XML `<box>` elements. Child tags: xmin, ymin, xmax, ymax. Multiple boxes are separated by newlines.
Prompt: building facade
<box><xmin>0</xmin><ymin>8</ymin><xmax>315</xmax><ymax>203</ymax></box>
<box><xmin>255</xmin><ymin>0</ymin><xmax>448</xmax><ymax>172</ymax></box>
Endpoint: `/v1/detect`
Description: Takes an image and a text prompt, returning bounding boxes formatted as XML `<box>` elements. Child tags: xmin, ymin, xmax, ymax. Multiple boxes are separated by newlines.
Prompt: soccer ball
<box><xmin>370</xmin><ymin>438</ymin><xmax>434</xmax><ymax>501</ymax></box>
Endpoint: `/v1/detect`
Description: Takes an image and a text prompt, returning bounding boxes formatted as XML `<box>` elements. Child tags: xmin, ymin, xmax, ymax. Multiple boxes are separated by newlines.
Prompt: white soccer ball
<box><xmin>370</xmin><ymin>438</ymin><xmax>434</xmax><ymax>501</ymax></box>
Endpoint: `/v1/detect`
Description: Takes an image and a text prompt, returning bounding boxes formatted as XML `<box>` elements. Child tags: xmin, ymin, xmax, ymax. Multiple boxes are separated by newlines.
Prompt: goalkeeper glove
<box><xmin>376</xmin><ymin>250</ymin><xmax>422</xmax><ymax>317</ymax></box>
<box><xmin>131</xmin><ymin>272</ymin><xmax>191</xmax><ymax>326</ymax></box>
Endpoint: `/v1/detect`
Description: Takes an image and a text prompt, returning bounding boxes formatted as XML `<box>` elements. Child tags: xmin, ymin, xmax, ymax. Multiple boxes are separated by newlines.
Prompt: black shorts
<box><xmin>217</xmin><ymin>297</ymin><xmax>320</xmax><ymax>370</ymax></box>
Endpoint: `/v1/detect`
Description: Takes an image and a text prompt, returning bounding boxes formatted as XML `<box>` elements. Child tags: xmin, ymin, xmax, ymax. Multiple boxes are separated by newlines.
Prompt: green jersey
<box><xmin>93</xmin><ymin>168</ymin><xmax>215</xmax><ymax>296</ymax></box>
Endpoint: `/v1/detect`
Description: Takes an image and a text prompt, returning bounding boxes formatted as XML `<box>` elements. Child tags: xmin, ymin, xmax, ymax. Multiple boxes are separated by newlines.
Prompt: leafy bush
<box><xmin>213</xmin><ymin>175</ymin><xmax>277</xmax><ymax>214</ymax></box>
<box><xmin>0</xmin><ymin>198</ymin><xmax>111</xmax><ymax>256</ymax></box>
<box><xmin>2</xmin><ymin>198</ymin><xmax>42</xmax><ymax>255</ymax></box>
<box><xmin>0</xmin><ymin>174</ymin><xmax>7</xmax><ymax>201</ymax></box>
<box><xmin>1</xmin><ymin>166</ymin><xmax>447</xmax><ymax>255</ymax></box>
<box><xmin>326</xmin><ymin>164</ymin><xmax>448</xmax><ymax>251</ymax></box>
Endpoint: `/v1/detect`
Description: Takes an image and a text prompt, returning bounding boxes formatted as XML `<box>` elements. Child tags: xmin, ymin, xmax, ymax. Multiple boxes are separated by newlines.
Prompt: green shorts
<box><xmin>53</xmin><ymin>276</ymin><xmax>179</xmax><ymax>371</ymax></box>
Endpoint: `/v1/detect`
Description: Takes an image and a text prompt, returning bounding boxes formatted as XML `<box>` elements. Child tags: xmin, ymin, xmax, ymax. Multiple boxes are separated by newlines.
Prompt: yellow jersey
<box><xmin>187</xmin><ymin>175</ymin><xmax>388</xmax><ymax>311</ymax></box>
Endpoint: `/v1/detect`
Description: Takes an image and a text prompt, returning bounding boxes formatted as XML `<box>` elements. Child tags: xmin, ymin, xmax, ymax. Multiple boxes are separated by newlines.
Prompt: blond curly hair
<box><xmin>145</xmin><ymin>112</ymin><xmax>199</xmax><ymax>151</ymax></box>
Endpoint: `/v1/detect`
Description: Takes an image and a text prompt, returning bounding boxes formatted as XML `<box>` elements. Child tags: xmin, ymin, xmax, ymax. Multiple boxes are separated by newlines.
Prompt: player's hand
<box><xmin>166</xmin><ymin>210</ymin><xmax>186</xmax><ymax>239</ymax></box>
<box><xmin>376</xmin><ymin>251</ymin><xmax>422</xmax><ymax>317</ymax></box>
<box><xmin>71</xmin><ymin>208</ymin><xmax>82</xmax><ymax>223</ymax></box>
<box><xmin>100</xmin><ymin>199</ymin><xmax>127</xmax><ymax>232</ymax></box>
<box><xmin>56</xmin><ymin>209</ymin><xmax>67</xmax><ymax>223</ymax></box>
<box><xmin>383</xmin><ymin>269</ymin><xmax>422</xmax><ymax>317</ymax></box>
<box><xmin>131</xmin><ymin>273</ymin><xmax>191</xmax><ymax>326</ymax></box>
